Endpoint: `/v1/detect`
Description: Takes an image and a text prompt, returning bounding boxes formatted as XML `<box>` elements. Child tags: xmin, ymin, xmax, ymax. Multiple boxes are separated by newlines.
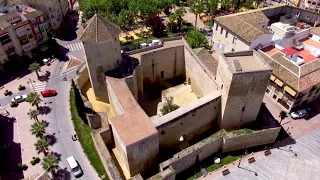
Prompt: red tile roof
<box><xmin>280</xmin><ymin>47</ymin><xmax>299</xmax><ymax>56</ymax></box>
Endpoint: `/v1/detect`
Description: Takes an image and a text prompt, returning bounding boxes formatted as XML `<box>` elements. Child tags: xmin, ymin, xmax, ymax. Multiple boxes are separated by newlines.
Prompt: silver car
<box><xmin>11</xmin><ymin>95</ymin><xmax>27</xmax><ymax>103</ymax></box>
<box><xmin>290</xmin><ymin>109</ymin><xmax>308</xmax><ymax>119</ymax></box>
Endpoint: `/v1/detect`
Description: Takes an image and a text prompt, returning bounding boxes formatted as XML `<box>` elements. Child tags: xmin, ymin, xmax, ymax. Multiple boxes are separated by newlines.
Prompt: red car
<box><xmin>41</xmin><ymin>90</ymin><xmax>57</xmax><ymax>97</ymax></box>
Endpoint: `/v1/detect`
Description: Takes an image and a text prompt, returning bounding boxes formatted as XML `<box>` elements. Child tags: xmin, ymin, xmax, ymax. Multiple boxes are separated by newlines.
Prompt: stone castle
<box><xmin>74</xmin><ymin>14</ymin><xmax>281</xmax><ymax>180</ymax></box>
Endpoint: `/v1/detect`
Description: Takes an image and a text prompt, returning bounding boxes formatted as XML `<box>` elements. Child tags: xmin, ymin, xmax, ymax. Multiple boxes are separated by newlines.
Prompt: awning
<box><xmin>270</xmin><ymin>75</ymin><xmax>276</xmax><ymax>81</ymax></box>
<box><xmin>274</xmin><ymin>79</ymin><xmax>284</xmax><ymax>87</ymax></box>
<box><xmin>284</xmin><ymin>86</ymin><xmax>297</xmax><ymax>97</ymax></box>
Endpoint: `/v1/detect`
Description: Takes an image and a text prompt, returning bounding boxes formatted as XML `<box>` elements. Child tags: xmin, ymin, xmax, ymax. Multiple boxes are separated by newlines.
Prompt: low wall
<box><xmin>222</xmin><ymin>127</ymin><xmax>281</xmax><ymax>153</ymax></box>
<box><xmin>159</xmin><ymin>130</ymin><xmax>226</xmax><ymax>174</ymax></box>
<box><xmin>153</xmin><ymin>92</ymin><xmax>221</xmax><ymax>149</ymax></box>
<box><xmin>158</xmin><ymin>127</ymin><xmax>280</xmax><ymax>177</ymax></box>
<box><xmin>148</xmin><ymin>166</ymin><xmax>176</xmax><ymax>180</ymax></box>
<box><xmin>91</xmin><ymin>132</ymin><xmax>123</xmax><ymax>180</ymax></box>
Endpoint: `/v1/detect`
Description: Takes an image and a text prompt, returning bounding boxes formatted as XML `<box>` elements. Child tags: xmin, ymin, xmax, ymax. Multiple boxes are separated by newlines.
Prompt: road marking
<box><xmin>65</xmin><ymin>42</ymin><xmax>83</xmax><ymax>52</ymax></box>
<box><xmin>30</xmin><ymin>82</ymin><xmax>46</xmax><ymax>93</ymax></box>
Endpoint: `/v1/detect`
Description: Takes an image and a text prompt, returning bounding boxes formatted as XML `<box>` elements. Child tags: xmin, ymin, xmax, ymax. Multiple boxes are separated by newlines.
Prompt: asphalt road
<box><xmin>43</xmin><ymin>60</ymin><xmax>99</xmax><ymax>180</ymax></box>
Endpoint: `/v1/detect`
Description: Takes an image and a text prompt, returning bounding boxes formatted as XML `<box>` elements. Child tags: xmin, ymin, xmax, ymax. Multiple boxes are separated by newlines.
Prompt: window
<box><xmin>221</xmin><ymin>84</ymin><xmax>223</xmax><ymax>89</ymax></box>
<box><xmin>216</xmin><ymin>24</ymin><xmax>218</xmax><ymax>31</ymax></box>
<box><xmin>266</xmin><ymin>89</ymin><xmax>270</xmax><ymax>93</ymax></box>
<box><xmin>242</xmin><ymin>107</ymin><xmax>245</xmax><ymax>111</ymax></box>
<box><xmin>232</xmin><ymin>37</ymin><xmax>237</xmax><ymax>44</ymax></box>
<box><xmin>273</xmin><ymin>94</ymin><xmax>277</xmax><ymax>99</ymax></box>
<box><xmin>262</xmin><ymin>25</ymin><xmax>265</xmax><ymax>28</ymax></box>
<box><xmin>220</xmin><ymin>27</ymin><xmax>223</xmax><ymax>34</ymax></box>
<box><xmin>161</xmin><ymin>71</ymin><xmax>164</xmax><ymax>79</ymax></box>
<box><xmin>28</xmin><ymin>34</ymin><xmax>33</xmax><ymax>39</ymax></box>
<box><xmin>225</xmin><ymin>31</ymin><xmax>228</xmax><ymax>38</ymax></box>
<box><xmin>231</xmin><ymin>48</ymin><xmax>235</xmax><ymax>52</ymax></box>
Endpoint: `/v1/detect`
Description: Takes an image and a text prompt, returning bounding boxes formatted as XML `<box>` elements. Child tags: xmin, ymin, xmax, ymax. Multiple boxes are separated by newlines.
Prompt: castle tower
<box><xmin>78</xmin><ymin>14</ymin><xmax>121</xmax><ymax>101</ymax></box>
<box><xmin>215</xmin><ymin>51</ymin><xmax>272</xmax><ymax>130</ymax></box>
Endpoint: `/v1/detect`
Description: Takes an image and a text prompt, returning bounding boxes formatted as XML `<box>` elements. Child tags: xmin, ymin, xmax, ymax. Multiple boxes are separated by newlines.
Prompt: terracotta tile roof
<box><xmin>107</xmin><ymin>77</ymin><xmax>157</xmax><ymax>146</ymax></box>
<box><xmin>300</xmin><ymin>60</ymin><xmax>320</xmax><ymax>76</ymax></box>
<box><xmin>194</xmin><ymin>48</ymin><xmax>218</xmax><ymax>76</ymax></box>
<box><xmin>258</xmin><ymin>51</ymin><xmax>320</xmax><ymax>92</ymax></box>
<box><xmin>280</xmin><ymin>47</ymin><xmax>298</xmax><ymax>56</ymax></box>
<box><xmin>78</xmin><ymin>14</ymin><xmax>120</xmax><ymax>44</ymax></box>
<box><xmin>271</xmin><ymin>52</ymin><xmax>299</xmax><ymax>75</ymax></box>
<box><xmin>214</xmin><ymin>10</ymin><xmax>271</xmax><ymax>45</ymax></box>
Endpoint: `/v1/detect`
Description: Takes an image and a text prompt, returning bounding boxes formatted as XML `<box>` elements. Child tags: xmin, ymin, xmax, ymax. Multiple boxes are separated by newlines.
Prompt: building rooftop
<box><xmin>107</xmin><ymin>77</ymin><xmax>157</xmax><ymax>146</ymax></box>
<box><xmin>257</xmin><ymin>50</ymin><xmax>320</xmax><ymax>92</ymax></box>
<box><xmin>78</xmin><ymin>14</ymin><xmax>120</xmax><ymax>44</ymax></box>
<box><xmin>311</xmin><ymin>26</ymin><xmax>320</xmax><ymax>36</ymax></box>
<box><xmin>223</xmin><ymin>51</ymin><xmax>271</xmax><ymax>72</ymax></box>
<box><xmin>214</xmin><ymin>7</ymin><xmax>275</xmax><ymax>45</ymax></box>
<box><xmin>194</xmin><ymin>48</ymin><xmax>219</xmax><ymax>76</ymax></box>
<box><xmin>280</xmin><ymin>47</ymin><xmax>299</xmax><ymax>56</ymax></box>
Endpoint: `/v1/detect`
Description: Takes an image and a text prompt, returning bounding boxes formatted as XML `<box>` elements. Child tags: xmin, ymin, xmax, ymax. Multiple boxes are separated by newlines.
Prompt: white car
<box><xmin>67</xmin><ymin>156</ymin><xmax>83</xmax><ymax>178</ymax></box>
<box><xmin>11</xmin><ymin>95</ymin><xmax>27</xmax><ymax>103</ymax></box>
<box><xmin>290</xmin><ymin>109</ymin><xmax>308</xmax><ymax>119</ymax></box>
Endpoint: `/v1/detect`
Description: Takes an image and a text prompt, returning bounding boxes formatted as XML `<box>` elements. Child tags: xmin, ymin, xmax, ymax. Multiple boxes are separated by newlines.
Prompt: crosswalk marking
<box><xmin>30</xmin><ymin>82</ymin><xmax>46</xmax><ymax>93</ymax></box>
<box><xmin>66</xmin><ymin>42</ymin><xmax>83</xmax><ymax>52</ymax></box>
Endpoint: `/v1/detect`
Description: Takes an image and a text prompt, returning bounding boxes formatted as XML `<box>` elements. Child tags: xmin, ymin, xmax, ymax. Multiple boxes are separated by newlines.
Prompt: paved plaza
<box><xmin>202</xmin><ymin>128</ymin><xmax>320</xmax><ymax>180</ymax></box>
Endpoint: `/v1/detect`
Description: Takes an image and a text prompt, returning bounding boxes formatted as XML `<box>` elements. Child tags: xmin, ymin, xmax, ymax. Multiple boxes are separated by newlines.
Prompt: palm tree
<box><xmin>30</xmin><ymin>121</ymin><xmax>46</xmax><ymax>138</ymax></box>
<box><xmin>29</xmin><ymin>63</ymin><xmax>41</xmax><ymax>78</ymax></box>
<box><xmin>41</xmin><ymin>154</ymin><xmax>59</xmax><ymax>175</ymax></box>
<box><xmin>279</xmin><ymin>110</ymin><xmax>288</xmax><ymax>124</ymax></box>
<box><xmin>28</xmin><ymin>109</ymin><xmax>40</xmax><ymax>122</ymax></box>
<box><xmin>174</xmin><ymin>7</ymin><xmax>186</xmax><ymax>31</ymax></box>
<box><xmin>35</xmin><ymin>138</ymin><xmax>50</xmax><ymax>155</ymax></box>
<box><xmin>26</xmin><ymin>92</ymin><xmax>42</xmax><ymax>109</ymax></box>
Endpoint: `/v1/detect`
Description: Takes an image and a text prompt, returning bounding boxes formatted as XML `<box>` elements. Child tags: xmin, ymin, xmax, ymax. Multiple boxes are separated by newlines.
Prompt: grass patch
<box><xmin>206</xmin><ymin>155</ymin><xmax>241</xmax><ymax>172</ymax></box>
<box><xmin>231</xmin><ymin>128</ymin><xmax>254</xmax><ymax>136</ymax></box>
<box><xmin>70</xmin><ymin>86</ymin><xmax>108</xmax><ymax>180</ymax></box>
<box><xmin>120</xmin><ymin>36</ymin><xmax>154</xmax><ymax>45</ymax></box>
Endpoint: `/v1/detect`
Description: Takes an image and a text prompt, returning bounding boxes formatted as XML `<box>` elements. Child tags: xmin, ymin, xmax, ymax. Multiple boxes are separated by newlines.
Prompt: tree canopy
<box><xmin>185</xmin><ymin>29</ymin><xmax>209</xmax><ymax>49</ymax></box>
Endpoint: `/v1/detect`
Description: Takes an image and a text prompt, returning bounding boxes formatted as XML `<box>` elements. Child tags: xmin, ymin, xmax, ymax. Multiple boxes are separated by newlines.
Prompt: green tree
<box><xmin>160</xmin><ymin>96</ymin><xmax>180</xmax><ymax>115</ymax></box>
<box><xmin>174</xmin><ymin>7</ymin><xmax>186</xmax><ymax>31</ymax></box>
<box><xmin>28</xmin><ymin>109</ymin><xmax>40</xmax><ymax>122</ymax></box>
<box><xmin>35</xmin><ymin>138</ymin><xmax>50</xmax><ymax>155</ymax></box>
<box><xmin>188</xmin><ymin>0</ymin><xmax>205</xmax><ymax>28</ymax></box>
<box><xmin>129</xmin><ymin>0</ymin><xmax>158</xmax><ymax>26</ymax></box>
<box><xmin>279</xmin><ymin>110</ymin><xmax>288</xmax><ymax>124</ymax></box>
<box><xmin>79</xmin><ymin>0</ymin><xmax>106</xmax><ymax>19</ymax></box>
<box><xmin>205</xmin><ymin>0</ymin><xmax>219</xmax><ymax>26</ymax></box>
<box><xmin>26</xmin><ymin>92</ymin><xmax>42</xmax><ymax>109</ymax></box>
<box><xmin>30</xmin><ymin>121</ymin><xmax>46</xmax><ymax>138</ymax></box>
<box><xmin>41</xmin><ymin>154</ymin><xmax>59</xmax><ymax>175</ymax></box>
<box><xmin>185</xmin><ymin>29</ymin><xmax>209</xmax><ymax>48</ymax></box>
<box><xmin>29</xmin><ymin>63</ymin><xmax>41</xmax><ymax>78</ymax></box>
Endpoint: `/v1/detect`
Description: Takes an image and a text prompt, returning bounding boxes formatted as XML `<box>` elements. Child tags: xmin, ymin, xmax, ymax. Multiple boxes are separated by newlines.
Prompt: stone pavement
<box><xmin>202</xmin><ymin>128</ymin><xmax>320</xmax><ymax>180</ymax></box>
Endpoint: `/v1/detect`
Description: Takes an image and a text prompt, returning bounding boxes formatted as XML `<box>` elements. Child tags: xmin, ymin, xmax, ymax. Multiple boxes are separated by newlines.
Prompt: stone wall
<box><xmin>107</xmin><ymin>79</ymin><xmax>125</xmax><ymax>115</ymax></box>
<box><xmin>159</xmin><ymin>130</ymin><xmax>226</xmax><ymax>174</ymax></box>
<box><xmin>153</xmin><ymin>92</ymin><xmax>221</xmax><ymax>150</ymax></box>
<box><xmin>74</xmin><ymin>64</ymin><xmax>89</xmax><ymax>91</ymax></box>
<box><xmin>83</xmin><ymin>39</ymin><xmax>121</xmax><ymax>100</ymax></box>
<box><xmin>139</xmin><ymin>46</ymin><xmax>185</xmax><ymax>86</ymax></box>
<box><xmin>222</xmin><ymin>127</ymin><xmax>281</xmax><ymax>153</ymax></box>
<box><xmin>158</xmin><ymin>127</ymin><xmax>280</xmax><ymax>177</ymax></box>
<box><xmin>183</xmin><ymin>39</ymin><xmax>217</xmax><ymax>97</ymax></box>
<box><xmin>125</xmin><ymin>70</ymin><xmax>138</xmax><ymax>100</ymax></box>
<box><xmin>148</xmin><ymin>166</ymin><xmax>176</xmax><ymax>180</ymax></box>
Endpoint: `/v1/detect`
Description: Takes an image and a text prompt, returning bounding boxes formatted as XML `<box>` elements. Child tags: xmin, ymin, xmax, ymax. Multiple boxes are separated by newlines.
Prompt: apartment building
<box><xmin>212</xmin><ymin>5</ymin><xmax>320</xmax><ymax>112</ymax></box>
<box><xmin>20</xmin><ymin>0</ymin><xmax>69</xmax><ymax>35</ymax></box>
<box><xmin>0</xmin><ymin>4</ymin><xmax>48</xmax><ymax>72</ymax></box>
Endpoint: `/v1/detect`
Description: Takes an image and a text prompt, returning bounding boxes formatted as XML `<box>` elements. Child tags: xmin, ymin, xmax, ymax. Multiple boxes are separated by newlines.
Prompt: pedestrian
<box><xmin>74</xmin><ymin>134</ymin><xmax>78</xmax><ymax>140</ymax></box>
<box><xmin>71</xmin><ymin>136</ymin><xmax>75</xmax><ymax>141</ymax></box>
<box><xmin>289</xmin><ymin>146</ymin><xmax>292</xmax><ymax>151</ymax></box>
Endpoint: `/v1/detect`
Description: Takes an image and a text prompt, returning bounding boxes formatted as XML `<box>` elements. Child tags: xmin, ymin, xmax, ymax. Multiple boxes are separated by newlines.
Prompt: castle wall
<box><xmin>74</xmin><ymin>64</ymin><xmax>89</xmax><ymax>91</ymax></box>
<box><xmin>184</xmin><ymin>43</ymin><xmax>217</xmax><ymax>97</ymax></box>
<box><xmin>125</xmin><ymin>70</ymin><xmax>138</xmax><ymax>100</ymax></box>
<box><xmin>222</xmin><ymin>127</ymin><xmax>281</xmax><ymax>153</ymax></box>
<box><xmin>153</xmin><ymin>92</ymin><xmax>221</xmax><ymax>150</ymax></box>
<box><xmin>139</xmin><ymin>46</ymin><xmax>185</xmax><ymax>86</ymax></box>
<box><xmin>158</xmin><ymin>127</ymin><xmax>280</xmax><ymax>177</ymax></box>
<box><xmin>107</xmin><ymin>80</ymin><xmax>125</xmax><ymax>115</ymax></box>
<box><xmin>83</xmin><ymin>40</ymin><xmax>121</xmax><ymax>100</ymax></box>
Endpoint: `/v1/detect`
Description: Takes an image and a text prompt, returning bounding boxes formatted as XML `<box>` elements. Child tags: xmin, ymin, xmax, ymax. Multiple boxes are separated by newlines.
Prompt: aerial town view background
<box><xmin>0</xmin><ymin>0</ymin><xmax>320</xmax><ymax>180</ymax></box>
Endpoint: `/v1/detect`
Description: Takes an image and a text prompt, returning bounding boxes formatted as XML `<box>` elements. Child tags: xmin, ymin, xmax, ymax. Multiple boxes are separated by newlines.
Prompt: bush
<box><xmin>18</xmin><ymin>85</ymin><xmax>26</xmax><ymax>91</ymax></box>
<box><xmin>22</xmin><ymin>164</ymin><xmax>28</xmax><ymax>171</ymax></box>
<box><xmin>4</xmin><ymin>90</ymin><xmax>12</xmax><ymax>96</ymax></box>
<box><xmin>17</xmin><ymin>163</ymin><xmax>23</xmax><ymax>168</ymax></box>
<box><xmin>35</xmin><ymin>157</ymin><xmax>41</xmax><ymax>163</ymax></box>
<box><xmin>185</xmin><ymin>30</ymin><xmax>209</xmax><ymax>49</ymax></box>
<box><xmin>30</xmin><ymin>159</ymin><xmax>36</xmax><ymax>165</ymax></box>
<box><xmin>10</xmin><ymin>102</ymin><xmax>18</xmax><ymax>107</ymax></box>
<box><xmin>160</xmin><ymin>96</ymin><xmax>180</xmax><ymax>115</ymax></box>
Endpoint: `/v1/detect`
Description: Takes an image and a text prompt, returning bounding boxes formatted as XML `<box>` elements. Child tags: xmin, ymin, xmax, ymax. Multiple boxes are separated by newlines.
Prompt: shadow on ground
<box><xmin>38</xmin><ymin>106</ymin><xmax>52</xmax><ymax>115</ymax></box>
<box><xmin>0</xmin><ymin>114</ymin><xmax>24</xmax><ymax>180</ymax></box>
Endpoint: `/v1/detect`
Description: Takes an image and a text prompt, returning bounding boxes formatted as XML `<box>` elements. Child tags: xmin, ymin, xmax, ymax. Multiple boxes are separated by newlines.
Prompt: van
<box><xmin>67</xmin><ymin>156</ymin><xmax>83</xmax><ymax>177</ymax></box>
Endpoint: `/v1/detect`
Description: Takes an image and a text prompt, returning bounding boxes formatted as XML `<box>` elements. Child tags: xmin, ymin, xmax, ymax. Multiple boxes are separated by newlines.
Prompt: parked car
<box><xmin>41</xmin><ymin>90</ymin><xmax>57</xmax><ymax>97</ymax></box>
<box><xmin>67</xmin><ymin>156</ymin><xmax>83</xmax><ymax>178</ymax></box>
<box><xmin>290</xmin><ymin>109</ymin><xmax>308</xmax><ymax>119</ymax></box>
<box><xmin>11</xmin><ymin>95</ymin><xmax>27</xmax><ymax>103</ymax></box>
